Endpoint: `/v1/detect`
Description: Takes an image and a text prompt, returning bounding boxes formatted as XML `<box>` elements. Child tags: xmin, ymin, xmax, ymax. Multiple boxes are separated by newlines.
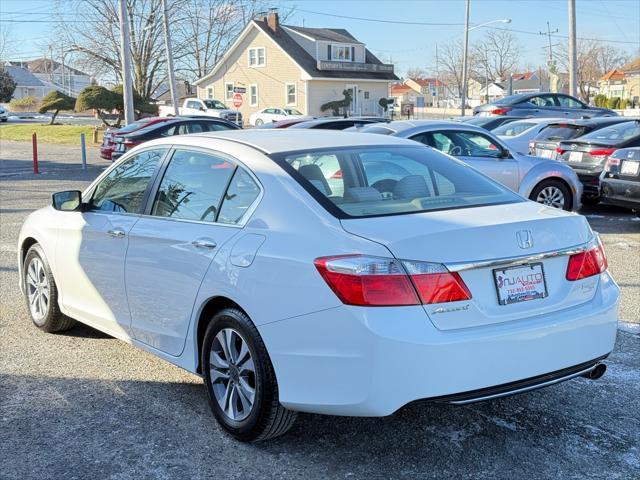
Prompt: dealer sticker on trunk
<box><xmin>493</xmin><ymin>263</ymin><xmax>548</xmax><ymax>305</ymax></box>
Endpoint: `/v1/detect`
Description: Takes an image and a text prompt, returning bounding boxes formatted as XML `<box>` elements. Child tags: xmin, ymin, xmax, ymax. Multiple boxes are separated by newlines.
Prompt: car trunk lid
<box><xmin>341</xmin><ymin>202</ymin><xmax>599</xmax><ymax>330</ymax></box>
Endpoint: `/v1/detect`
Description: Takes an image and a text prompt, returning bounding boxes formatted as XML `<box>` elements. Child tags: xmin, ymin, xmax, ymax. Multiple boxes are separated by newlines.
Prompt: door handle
<box><xmin>107</xmin><ymin>228</ymin><xmax>126</xmax><ymax>238</ymax></box>
<box><xmin>192</xmin><ymin>238</ymin><xmax>217</xmax><ymax>249</ymax></box>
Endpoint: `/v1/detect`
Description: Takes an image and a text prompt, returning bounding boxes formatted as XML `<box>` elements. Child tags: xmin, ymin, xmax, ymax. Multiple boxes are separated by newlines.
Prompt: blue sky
<box><xmin>2</xmin><ymin>0</ymin><xmax>639</xmax><ymax>76</ymax></box>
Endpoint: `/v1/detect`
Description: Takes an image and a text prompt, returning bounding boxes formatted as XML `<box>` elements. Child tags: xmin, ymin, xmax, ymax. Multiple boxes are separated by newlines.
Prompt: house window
<box><xmin>207</xmin><ymin>87</ymin><xmax>214</xmax><ymax>99</ymax></box>
<box><xmin>364</xmin><ymin>91</ymin><xmax>370</xmax><ymax>99</ymax></box>
<box><xmin>248</xmin><ymin>47</ymin><xmax>266</xmax><ymax>67</ymax></box>
<box><xmin>225</xmin><ymin>82</ymin><xmax>234</xmax><ymax>100</ymax></box>
<box><xmin>250</xmin><ymin>84</ymin><xmax>258</xmax><ymax>106</ymax></box>
<box><xmin>330</xmin><ymin>45</ymin><xmax>354</xmax><ymax>62</ymax></box>
<box><xmin>285</xmin><ymin>83</ymin><xmax>296</xmax><ymax>106</ymax></box>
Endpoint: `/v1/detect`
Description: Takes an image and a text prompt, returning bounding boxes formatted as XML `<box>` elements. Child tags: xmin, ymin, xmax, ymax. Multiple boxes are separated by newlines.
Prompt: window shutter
<box><xmin>351</xmin><ymin>46</ymin><xmax>355</xmax><ymax>61</ymax></box>
<box><xmin>328</xmin><ymin>45</ymin><xmax>331</xmax><ymax>60</ymax></box>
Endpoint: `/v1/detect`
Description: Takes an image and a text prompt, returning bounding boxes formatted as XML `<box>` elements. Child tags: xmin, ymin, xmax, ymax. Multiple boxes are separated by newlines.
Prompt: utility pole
<box><xmin>161</xmin><ymin>0</ymin><xmax>179</xmax><ymax>116</ymax></box>
<box><xmin>118</xmin><ymin>0</ymin><xmax>135</xmax><ymax>125</ymax></box>
<box><xmin>434</xmin><ymin>42</ymin><xmax>439</xmax><ymax>108</ymax></box>
<box><xmin>568</xmin><ymin>0</ymin><xmax>578</xmax><ymax>97</ymax></box>
<box><xmin>539</xmin><ymin>21</ymin><xmax>559</xmax><ymax>65</ymax></box>
<box><xmin>460</xmin><ymin>0</ymin><xmax>470</xmax><ymax>116</ymax></box>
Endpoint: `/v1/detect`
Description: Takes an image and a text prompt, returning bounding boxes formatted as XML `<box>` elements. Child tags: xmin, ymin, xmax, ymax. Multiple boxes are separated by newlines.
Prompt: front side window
<box><xmin>424</xmin><ymin>131</ymin><xmax>503</xmax><ymax>158</ymax></box>
<box><xmin>556</xmin><ymin>95</ymin><xmax>583</xmax><ymax>108</ymax></box>
<box><xmin>225</xmin><ymin>83</ymin><xmax>234</xmax><ymax>100</ymax></box>
<box><xmin>286</xmin><ymin>83</ymin><xmax>296</xmax><ymax>106</ymax></box>
<box><xmin>90</xmin><ymin>149</ymin><xmax>166</xmax><ymax>214</ymax></box>
<box><xmin>204</xmin><ymin>99</ymin><xmax>227</xmax><ymax>109</ymax></box>
<box><xmin>272</xmin><ymin>146</ymin><xmax>520</xmax><ymax>218</ymax></box>
<box><xmin>528</xmin><ymin>95</ymin><xmax>556</xmax><ymax>108</ymax></box>
<box><xmin>152</xmin><ymin>150</ymin><xmax>236</xmax><ymax>223</ymax></box>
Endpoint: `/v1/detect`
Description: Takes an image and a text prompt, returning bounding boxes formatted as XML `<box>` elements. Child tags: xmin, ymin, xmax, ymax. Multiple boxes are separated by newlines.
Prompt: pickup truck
<box><xmin>159</xmin><ymin>98</ymin><xmax>242</xmax><ymax>125</ymax></box>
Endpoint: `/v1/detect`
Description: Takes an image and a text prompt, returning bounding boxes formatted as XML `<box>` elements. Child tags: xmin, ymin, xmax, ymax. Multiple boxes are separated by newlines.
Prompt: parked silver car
<box><xmin>358</xmin><ymin>120</ymin><xmax>583</xmax><ymax>211</ymax></box>
<box><xmin>473</xmin><ymin>93</ymin><xmax>616</xmax><ymax>119</ymax></box>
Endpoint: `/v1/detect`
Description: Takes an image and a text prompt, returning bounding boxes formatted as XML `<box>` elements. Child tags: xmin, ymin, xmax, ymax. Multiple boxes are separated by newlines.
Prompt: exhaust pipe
<box><xmin>581</xmin><ymin>363</ymin><xmax>607</xmax><ymax>380</ymax></box>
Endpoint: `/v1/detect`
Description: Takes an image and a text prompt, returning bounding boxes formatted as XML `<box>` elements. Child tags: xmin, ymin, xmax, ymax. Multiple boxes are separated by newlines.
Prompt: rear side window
<box><xmin>151</xmin><ymin>150</ymin><xmax>236</xmax><ymax>222</ymax></box>
<box><xmin>90</xmin><ymin>149</ymin><xmax>166</xmax><ymax>213</ymax></box>
<box><xmin>272</xmin><ymin>146</ymin><xmax>520</xmax><ymax>218</ymax></box>
<box><xmin>218</xmin><ymin>169</ymin><xmax>261</xmax><ymax>224</ymax></box>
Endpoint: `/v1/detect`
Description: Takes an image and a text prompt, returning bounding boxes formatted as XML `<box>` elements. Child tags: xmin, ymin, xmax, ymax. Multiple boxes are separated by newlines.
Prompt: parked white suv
<box><xmin>249</xmin><ymin>107</ymin><xmax>307</xmax><ymax>126</ymax></box>
<box><xmin>159</xmin><ymin>98</ymin><xmax>242</xmax><ymax>125</ymax></box>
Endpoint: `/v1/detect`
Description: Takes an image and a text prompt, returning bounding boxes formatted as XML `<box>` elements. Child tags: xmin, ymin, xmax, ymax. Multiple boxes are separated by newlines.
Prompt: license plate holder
<box><xmin>493</xmin><ymin>263</ymin><xmax>548</xmax><ymax>306</ymax></box>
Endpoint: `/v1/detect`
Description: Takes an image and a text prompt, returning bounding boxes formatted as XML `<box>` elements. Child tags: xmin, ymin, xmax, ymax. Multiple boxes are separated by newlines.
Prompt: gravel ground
<box><xmin>1</xmin><ymin>142</ymin><xmax>639</xmax><ymax>479</ymax></box>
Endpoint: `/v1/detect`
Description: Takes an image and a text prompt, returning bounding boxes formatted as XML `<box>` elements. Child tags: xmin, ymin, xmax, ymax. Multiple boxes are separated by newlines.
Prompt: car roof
<box><xmin>290</xmin><ymin>117</ymin><xmax>383</xmax><ymax>127</ymax></box>
<box><xmin>369</xmin><ymin>119</ymin><xmax>487</xmax><ymax>134</ymax></box>
<box><xmin>547</xmin><ymin>116</ymin><xmax>633</xmax><ymax>127</ymax></box>
<box><xmin>143</xmin><ymin>129</ymin><xmax>416</xmax><ymax>154</ymax></box>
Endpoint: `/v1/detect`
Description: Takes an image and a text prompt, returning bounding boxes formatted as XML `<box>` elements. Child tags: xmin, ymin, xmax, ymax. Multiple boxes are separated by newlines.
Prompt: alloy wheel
<box><xmin>536</xmin><ymin>186</ymin><xmax>565</xmax><ymax>209</ymax></box>
<box><xmin>26</xmin><ymin>257</ymin><xmax>49</xmax><ymax>321</ymax></box>
<box><xmin>209</xmin><ymin>328</ymin><xmax>256</xmax><ymax>421</ymax></box>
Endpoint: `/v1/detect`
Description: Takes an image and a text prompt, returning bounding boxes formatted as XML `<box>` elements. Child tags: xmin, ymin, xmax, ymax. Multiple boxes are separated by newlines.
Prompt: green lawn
<box><xmin>0</xmin><ymin>124</ymin><xmax>103</xmax><ymax>146</ymax></box>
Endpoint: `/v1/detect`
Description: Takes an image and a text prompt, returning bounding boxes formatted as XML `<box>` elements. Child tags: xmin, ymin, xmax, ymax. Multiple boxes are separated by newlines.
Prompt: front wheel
<box><xmin>530</xmin><ymin>179</ymin><xmax>572</xmax><ymax>211</ymax></box>
<box><xmin>255</xmin><ymin>119</ymin><xmax>264</xmax><ymax>126</ymax></box>
<box><xmin>202</xmin><ymin>308</ymin><xmax>296</xmax><ymax>442</ymax></box>
<box><xmin>23</xmin><ymin>244</ymin><xmax>76</xmax><ymax>332</ymax></box>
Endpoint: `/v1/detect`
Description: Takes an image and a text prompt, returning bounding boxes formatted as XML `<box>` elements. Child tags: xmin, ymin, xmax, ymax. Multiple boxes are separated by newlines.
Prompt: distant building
<box><xmin>5</xmin><ymin>59</ymin><xmax>92</xmax><ymax>99</ymax></box>
<box><xmin>599</xmin><ymin>69</ymin><xmax>626</xmax><ymax>99</ymax></box>
<box><xmin>404</xmin><ymin>77</ymin><xmax>446</xmax><ymax>106</ymax></box>
<box><xmin>154</xmin><ymin>81</ymin><xmax>195</xmax><ymax>105</ymax></box>
<box><xmin>194</xmin><ymin>11</ymin><xmax>398</xmax><ymax>117</ymax></box>
<box><xmin>621</xmin><ymin>57</ymin><xmax>640</xmax><ymax>106</ymax></box>
<box><xmin>390</xmin><ymin>83</ymin><xmax>423</xmax><ymax>107</ymax></box>
<box><xmin>3</xmin><ymin>65</ymin><xmax>49</xmax><ymax>99</ymax></box>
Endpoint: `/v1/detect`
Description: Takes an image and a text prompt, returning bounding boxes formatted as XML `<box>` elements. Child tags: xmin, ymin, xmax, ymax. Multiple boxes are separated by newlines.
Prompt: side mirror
<box><xmin>500</xmin><ymin>148</ymin><xmax>511</xmax><ymax>159</ymax></box>
<box><xmin>52</xmin><ymin>190</ymin><xmax>83</xmax><ymax>211</ymax></box>
<box><xmin>200</xmin><ymin>106</ymin><xmax>207</xmax><ymax>111</ymax></box>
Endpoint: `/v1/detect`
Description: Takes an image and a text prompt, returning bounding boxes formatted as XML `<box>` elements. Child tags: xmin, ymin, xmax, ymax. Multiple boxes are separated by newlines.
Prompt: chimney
<box><xmin>267</xmin><ymin>9</ymin><xmax>279</xmax><ymax>33</ymax></box>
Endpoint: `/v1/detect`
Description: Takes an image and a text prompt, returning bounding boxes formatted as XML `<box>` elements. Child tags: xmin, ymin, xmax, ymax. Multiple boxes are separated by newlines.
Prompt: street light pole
<box><xmin>568</xmin><ymin>0</ymin><xmax>578</xmax><ymax>97</ymax></box>
<box><xmin>161</xmin><ymin>0</ymin><xmax>179</xmax><ymax>116</ymax></box>
<box><xmin>118</xmin><ymin>0</ymin><xmax>135</xmax><ymax>125</ymax></box>
<box><xmin>460</xmin><ymin>0</ymin><xmax>470</xmax><ymax>116</ymax></box>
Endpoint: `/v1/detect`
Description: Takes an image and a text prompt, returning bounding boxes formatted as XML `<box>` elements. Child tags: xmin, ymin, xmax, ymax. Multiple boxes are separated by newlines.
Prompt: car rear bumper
<box><xmin>259</xmin><ymin>271</ymin><xmax>619</xmax><ymax>416</ymax></box>
<box><xmin>99</xmin><ymin>146</ymin><xmax>113</xmax><ymax>160</ymax></box>
<box><xmin>600</xmin><ymin>178</ymin><xmax>640</xmax><ymax>210</ymax></box>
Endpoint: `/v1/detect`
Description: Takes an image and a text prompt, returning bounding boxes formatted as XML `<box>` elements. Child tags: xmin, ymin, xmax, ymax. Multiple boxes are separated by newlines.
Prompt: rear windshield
<box><xmin>271</xmin><ymin>146</ymin><xmax>521</xmax><ymax>218</ymax></box>
<box><xmin>493</xmin><ymin>121</ymin><xmax>537</xmax><ymax>136</ymax></box>
<box><xmin>534</xmin><ymin>124</ymin><xmax>586</xmax><ymax>141</ymax></box>
<box><xmin>359</xmin><ymin>125</ymin><xmax>396</xmax><ymax>135</ymax></box>
<box><xmin>579</xmin><ymin>121</ymin><xmax>640</xmax><ymax>144</ymax></box>
<box><xmin>493</xmin><ymin>94</ymin><xmax>527</xmax><ymax>105</ymax></box>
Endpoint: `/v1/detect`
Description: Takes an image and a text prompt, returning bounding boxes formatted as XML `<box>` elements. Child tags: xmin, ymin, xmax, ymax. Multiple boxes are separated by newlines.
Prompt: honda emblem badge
<box><xmin>516</xmin><ymin>230</ymin><xmax>533</xmax><ymax>249</ymax></box>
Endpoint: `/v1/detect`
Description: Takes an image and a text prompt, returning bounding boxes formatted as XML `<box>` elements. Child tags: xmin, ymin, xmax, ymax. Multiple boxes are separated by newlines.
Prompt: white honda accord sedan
<box><xmin>18</xmin><ymin>130</ymin><xmax>619</xmax><ymax>441</ymax></box>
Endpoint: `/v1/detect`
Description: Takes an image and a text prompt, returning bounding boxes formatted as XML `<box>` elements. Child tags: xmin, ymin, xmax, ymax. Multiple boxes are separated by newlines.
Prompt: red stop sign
<box><xmin>232</xmin><ymin>93</ymin><xmax>243</xmax><ymax>108</ymax></box>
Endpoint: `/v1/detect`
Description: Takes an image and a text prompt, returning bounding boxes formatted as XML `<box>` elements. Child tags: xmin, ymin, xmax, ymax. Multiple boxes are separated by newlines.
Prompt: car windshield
<box><xmin>493</xmin><ymin>121</ymin><xmax>537</xmax><ymax>136</ymax></box>
<box><xmin>203</xmin><ymin>100</ymin><xmax>227</xmax><ymax>109</ymax></box>
<box><xmin>284</xmin><ymin>109</ymin><xmax>302</xmax><ymax>115</ymax></box>
<box><xmin>271</xmin><ymin>146</ymin><xmax>521</xmax><ymax>218</ymax></box>
<box><xmin>578</xmin><ymin>121</ymin><xmax>640</xmax><ymax>144</ymax></box>
<box><xmin>534</xmin><ymin>124</ymin><xmax>586</xmax><ymax>141</ymax></box>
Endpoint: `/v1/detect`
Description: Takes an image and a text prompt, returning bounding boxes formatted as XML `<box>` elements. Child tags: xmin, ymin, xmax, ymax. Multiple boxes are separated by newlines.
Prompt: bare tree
<box><xmin>556</xmin><ymin>39</ymin><xmax>630</xmax><ymax>102</ymax></box>
<box><xmin>436</xmin><ymin>39</ymin><xmax>479</xmax><ymax>97</ymax></box>
<box><xmin>405</xmin><ymin>67</ymin><xmax>427</xmax><ymax>79</ymax></box>
<box><xmin>473</xmin><ymin>30</ymin><xmax>522</xmax><ymax>81</ymax></box>
<box><xmin>0</xmin><ymin>25</ymin><xmax>12</xmax><ymax>62</ymax></box>
<box><xmin>56</xmin><ymin>0</ymin><xmax>167</xmax><ymax>99</ymax></box>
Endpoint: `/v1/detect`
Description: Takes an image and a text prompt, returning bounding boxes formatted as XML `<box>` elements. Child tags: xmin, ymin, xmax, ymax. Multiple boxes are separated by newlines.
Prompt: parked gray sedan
<box><xmin>473</xmin><ymin>93</ymin><xmax>617</xmax><ymax>119</ymax></box>
<box><xmin>358</xmin><ymin>120</ymin><xmax>583</xmax><ymax>211</ymax></box>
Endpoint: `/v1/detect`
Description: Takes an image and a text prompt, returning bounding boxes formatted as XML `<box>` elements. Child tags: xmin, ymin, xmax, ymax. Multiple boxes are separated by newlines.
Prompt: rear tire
<box><xmin>255</xmin><ymin>119</ymin><xmax>264</xmax><ymax>126</ymax></box>
<box><xmin>23</xmin><ymin>244</ymin><xmax>76</xmax><ymax>333</ymax></box>
<box><xmin>530</xmin><ymin>179</ymin><xmax>572</xmax><ymax>211</ymax></box>
<box><xmin>202</xmin><ymin>307</ymin><xmax>296</xmax><ymax>442</ymax></box>
<box><xmin>582</xmin><ymin>195</ymin><xmax>600</xmax><ymax>206</ymax></box>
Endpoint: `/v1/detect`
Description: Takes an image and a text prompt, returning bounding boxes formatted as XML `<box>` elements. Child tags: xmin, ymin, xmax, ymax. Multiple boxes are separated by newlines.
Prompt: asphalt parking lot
<box><xmin>1</xmin><ymin>143</ymin><xmax>639</xmax><ymax>479</ymax></box>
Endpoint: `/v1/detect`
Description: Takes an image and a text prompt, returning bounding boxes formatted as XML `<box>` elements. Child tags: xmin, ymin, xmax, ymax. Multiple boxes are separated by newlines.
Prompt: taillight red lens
<box><xmin>314</xmin><ymin>256</ymin><xmax>418</xmax><ymax>306</ymax></box>
<box><xmin>410</xmin><ymin>272</ymin><xmax>472</xmax><ymax>304</ymax></box>
<box><xmin>555</xmin><ymin>147</ymin><xmax>566</xmax><ymax>154</ymax></box>
<box><xmin>589</xmin><ymin>148</ymin><xmax>616</xmax><ymax>157</ymax></box>
<box><xmin>314</xmin><ymin>255</ymin><xmax>472</xmax><ymax>306</ymax></box>
<box><xmin>491</xmin><ymin>107</ymin><xmax>511</xmax><ymax>115</ymax></box>
<box><xmin>566</xmin><ymin>244</ymin><xmax>608</xmax><ymax>281</ymax></box>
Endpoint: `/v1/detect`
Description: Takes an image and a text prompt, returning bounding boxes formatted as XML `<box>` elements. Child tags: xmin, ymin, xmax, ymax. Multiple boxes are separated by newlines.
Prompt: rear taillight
<box><xmin>566</xmin><ymin>243</ymin><xmax>608</xmax><ymax>281</ymax></box>
<box><xmin>555</xmin><ymin>147</ymin><xmax>566</xmax><ymax>155</ymax></box>
<box><xmin>589</xmin><ymin>148</ymin><xmax>616</xmax><ymax>157</ymax></box>
<box><xmin>490</xmin><ymin>107</ymin><xmax>511</xmax><ymax>115</ymax></box>
<box><xmin>314</xmin><ymin>255</ymin><xmax>471</xmax><ymax>307</ymax></box>
<box><xmin>123</xmin><ymin>138</ymin><xmax>139</xmax><ymax>148</ymax></box>
<box><xmin>604</xmin><ymin>157</ymin><xmax>621</xmax><ymax>172</ymax></box>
